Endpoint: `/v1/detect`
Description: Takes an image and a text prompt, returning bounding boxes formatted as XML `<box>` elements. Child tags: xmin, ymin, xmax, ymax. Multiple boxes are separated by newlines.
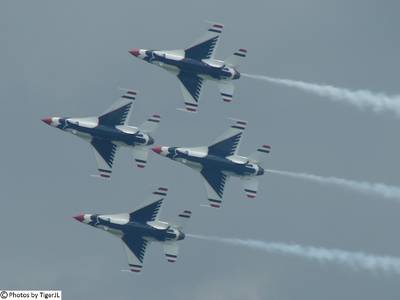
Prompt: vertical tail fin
<box><xmin>225</xmin><ymin>49</ymin><xmax>247</xmax><ymax>67</ymax></box>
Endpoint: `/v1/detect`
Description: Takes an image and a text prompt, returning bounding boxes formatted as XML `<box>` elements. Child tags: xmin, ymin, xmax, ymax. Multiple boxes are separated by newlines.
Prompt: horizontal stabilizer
<box><xmin>242</xmin><ymin>177</ymin><xmax>259</xmax><ymax>199</ymax></box>
<box><xmin>132</xmin><ymin>146</ymin><xmax>148</xmax><ymax>168</ymax></box>
<box><xmin>164</xmin><ymin>242</ymin><xmax>179</xmax><ymax>263</ymax></box>
<box><xmin>225</xmin><ymin>49</ymin><xmax>248</xmax><ymax>67</ymax></box>
<box><xmin>217</xmin><ymin>81</ymin><xmax>235</xmax><ymax>103</ymax></box>
<box><xmin>178</xmin><ymin>210</ymin><xmax>192</xmax><ymax>219</ymax></box>
<box><xmin>249</xmin><ymin>144</ymin><xmax>271</xmax><ymax>164</ymax></box>
<box><xmin>176</xmin><ymin>210</ymin><xmax>192</xmax><ymax>227</ymax></box>
<box><xmin>139</xmin><ymin>114</ymin><xmax>161</xmax><ymax>133</ymax></box>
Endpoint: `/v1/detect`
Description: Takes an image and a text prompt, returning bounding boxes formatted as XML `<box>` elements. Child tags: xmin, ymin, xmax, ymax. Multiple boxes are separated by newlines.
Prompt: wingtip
<box><xmin>177</xmin><ymin>108</ymin><xmax>197</xmax><ymax>113</ymax></box>
<box><xmin>118</xmin><ymin>87</ymin><xmax>139</xmax><ymax>94</ymax></box>
<box><xmin>204</xmin><ymin>20</ymin><xmax>224</xmax><ymax>28</ymax></box>
<box><xmin>90</xmin><ymin>174</ymin><xmax>111</xmax><ymax>180</ymax></box>
<box><xmin>228</xmin><ymin>117</ymin><xmax>248</xmax><ymax>124</ymax></box>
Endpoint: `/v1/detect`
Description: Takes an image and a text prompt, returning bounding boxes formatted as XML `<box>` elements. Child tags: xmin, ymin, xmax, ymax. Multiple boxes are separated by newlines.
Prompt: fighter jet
<box><xmin>151</xmin><ymin>120</ymin><xmax>270</xmax><ymax>208</ymax></box>
<box><xmin>41</xmin><ymin>89</ymin><xmax>160</xmax><ymax>178</ymax></box>
<box><xmin>73</xmin><ymin>187</ymin><xmax>192</xmax><ymax>273</ymax></box>
<box><xmin>129</xmin><ymin>22</ymin><xmax>247</xmax><ymax>112</ymax></box>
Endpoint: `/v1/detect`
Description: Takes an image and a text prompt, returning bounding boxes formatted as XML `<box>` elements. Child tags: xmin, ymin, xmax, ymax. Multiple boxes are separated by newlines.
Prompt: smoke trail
<box><xmin>266</xmin><ymin>169</ymin><xmax>400</xmax><ymax>201</ymax></box>
<box><xmin>242</xmin><ymin>73</ymin><xmax>400</xmax><ymax>117</ymax></box>
<box><xmin>188</xmin><ymin>234</ymin><xmax>400</xmax><ymax>275</ymax></box>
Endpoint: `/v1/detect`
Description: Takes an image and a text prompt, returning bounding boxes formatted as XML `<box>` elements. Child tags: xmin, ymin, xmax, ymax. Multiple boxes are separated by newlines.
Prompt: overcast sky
<box><xmin>1</xmin><ymin>0</ymin><xmax>400</xmax><ymax>299</ymax></box>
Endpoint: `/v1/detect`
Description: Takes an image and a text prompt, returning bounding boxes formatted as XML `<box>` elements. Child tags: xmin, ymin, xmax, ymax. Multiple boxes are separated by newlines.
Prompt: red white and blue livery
<box><xmin>42</xmin><ymin>89</ymin><xmax>160</xmax><ymax>178</ymax></box>
<box><xmin>129</xmin><ymin>22</ymin><xmax>247</xmax><ymax>112</ymax></box>
<box><xmin>73</xmin><ymin>187</ymin><xmax>192</xmax><ymax>273</ymax></box>
<box><xmin>152</xmin><ymin>120</ymin><xmax>270</xmax><ymax>208</ymax></box>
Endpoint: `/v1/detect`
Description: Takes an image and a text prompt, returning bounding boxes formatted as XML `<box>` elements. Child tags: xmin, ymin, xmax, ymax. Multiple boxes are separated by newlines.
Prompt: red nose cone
<box><xmin>73</xmin><ymin>214</ymin><xmax>85</xmax><ymax>222</ymax></box>
<box><xmin>41</xmin><ymin>117</ymin><xmax>52</xmax><ymax>125</ymax></box>
<box><xmin>129</xmin><ymin>48</ymin><xmax>140</xmax><ymax>57</ymax></box>
<box><xmin>152</xmin><ymin>146</ymin><xmax>162</xmax><ymax>154</ymax></box>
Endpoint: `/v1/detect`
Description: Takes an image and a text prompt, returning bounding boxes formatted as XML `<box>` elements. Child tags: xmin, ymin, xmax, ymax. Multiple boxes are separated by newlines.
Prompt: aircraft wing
<box><xmin>208</xmin><ymin>119</ymin><xmax>247</xmax><ymax>157</ymax></box>
<box><xmin>200</xmin><ymin>168</ymin><xmax>228</xmax><ymax>208</ymax></box>
<box><xmin>122</xmin><ymin>235</ymin><xmax>149</xmax><ymax>273</ymax></box>
<box><xmin>91</xmin><ymin>138</ymin><xmax>119</xmax><ymax>178</ymax></box>
<box><xmin>129</xmin><ymin>187</ymin><xmax>168</xmax><ymax>223</ymax></box>
<box><xmin>98</xmin><ymin>89</ymin><xmax>136</xmax><ymax>126</ymax></box>
<box><xmin>185</xmin><ymin>22</ymin><xmax>223</xmax><ymax>60</ymax></box>
<box><xmin>177</xmin><ymin>72</ymin><xmax>204</xmax><ymax>112</ymax></box>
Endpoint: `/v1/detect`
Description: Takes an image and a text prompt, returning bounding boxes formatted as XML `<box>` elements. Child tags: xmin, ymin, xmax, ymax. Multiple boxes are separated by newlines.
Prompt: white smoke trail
<box><xmin>266</xmin><ymin>169</ymin><xmax>400</xmax><ymax>201</ymax></box>
<box><xmin>188</xmin><ymin>234</ymin><xmax>400</xmax><ymax>275</ymax></box>
<box><xmin>242</xmin><ymin>73</ymin><xmax>400</xmax><ymax>117</ymax></box>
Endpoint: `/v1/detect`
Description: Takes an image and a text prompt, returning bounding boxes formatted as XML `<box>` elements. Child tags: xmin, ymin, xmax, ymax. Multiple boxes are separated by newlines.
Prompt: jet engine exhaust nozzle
<box><xmin>233</xmin><ymin>71</ymin><xmax>241</xmax><ymax>80</ymax></box>
<box><xmin>257</xmin><ymin>167</ymin><xmax>265</xmax><ymax>176</ymax></box>
<box><xmin>147</xmin><ymin>136</ymin><xmax>154</xmax><ymax>145</ymax></box>
<box><xmin>178</xmin><ymin>231</ymin><xmax>185</xmax><ymax>240</ymax></box>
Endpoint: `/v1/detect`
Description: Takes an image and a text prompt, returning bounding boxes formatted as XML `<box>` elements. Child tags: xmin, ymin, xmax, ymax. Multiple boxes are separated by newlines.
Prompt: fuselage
<box><xmin>78</xmin><ymin>213</ymin><xmax>184</xmax><ymax>242</ymax></box>
<box><xmin>132</xmin><ymin>49</ymin><xmax>240</xmax><ymax>81</ymax></box>
<box><xmin>45</xmin><ymin>117</ymin><xmax>154</xmax><ymax>147</ymax></box>
<box><xmin>154</xmin><ymin>146</ymin><xmax>264</xmax><ymax>177</ymax></box>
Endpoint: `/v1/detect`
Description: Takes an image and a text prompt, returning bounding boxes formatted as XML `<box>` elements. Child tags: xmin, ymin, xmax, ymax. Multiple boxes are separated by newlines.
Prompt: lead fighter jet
<box><xmin>41</xmin><ymin>89</ymin><xmax>160</xmax><ymax>178</ymax></box>
<box><xmin>73</xmin><ymin>187</ymin><xmax>192</xmax><ymax>273</ymax></box>
<box><xmin>129</xmin><ymin>22</ymin><xmax>247</xmax><ymax>112</ymax></box>
<box><xmin>152</xmin><ymin>120</ymin><xmax>270</xmax><ymax>208</ymax></box>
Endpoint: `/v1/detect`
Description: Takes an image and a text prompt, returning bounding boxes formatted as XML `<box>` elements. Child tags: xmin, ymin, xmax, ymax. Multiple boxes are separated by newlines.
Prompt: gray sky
<box><xmin>1</xmin><ymin>0</ymin><xmax>400</xmax><ymax>299</ymax></box>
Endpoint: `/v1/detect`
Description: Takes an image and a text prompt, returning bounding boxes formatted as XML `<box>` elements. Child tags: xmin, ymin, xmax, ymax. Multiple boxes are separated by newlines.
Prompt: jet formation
<box><xmin>42</xmin><ymin>22</ymin><xmax>269</xmax><ymax>273</ymax></box>
<box><xmin>129</xmin><ymin>22</ymin><xmax>247</xmax><ymax>112</ymax></box>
